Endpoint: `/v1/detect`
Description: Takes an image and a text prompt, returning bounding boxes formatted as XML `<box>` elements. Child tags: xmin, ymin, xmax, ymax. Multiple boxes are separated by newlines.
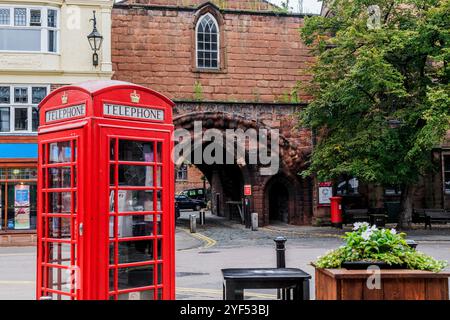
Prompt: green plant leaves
<box><xmin>314</xmin><ymin>224</ymin><xmax>448</xmax><ymax>271</ymax></box>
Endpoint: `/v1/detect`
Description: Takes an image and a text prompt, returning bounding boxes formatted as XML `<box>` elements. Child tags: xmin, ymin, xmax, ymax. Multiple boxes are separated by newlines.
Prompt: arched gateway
<box><xmin>173</xmin><ymin>103</ymin><xmax>313</xmax><ymax>226</ymax></box>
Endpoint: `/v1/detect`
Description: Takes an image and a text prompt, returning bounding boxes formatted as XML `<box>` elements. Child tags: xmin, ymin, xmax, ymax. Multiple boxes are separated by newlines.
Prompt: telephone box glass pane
<box><xmin>47</xmin><ymin>292</ymin><xmax>72</xmax><ymax>301</ymax></box>
<box><xmin>48</xmin><ymin>267</ymin><xmax>73</xmax><ymax>293</ymax></box>
<box><xmin>156</xmin><ymin>191</ymin><xmax>162</xmax><ymax>211</ymax></box>
<box><xmin>49</xmin><ymin>142</ymin><xmax>72</xmax><ymax>163</ymax></box>
<box><xmin>48</xmin><ymin>167</ymin><xmax>72</xmax><ymax>189</ymax></box>
<box><xmin>154</xmin><ymin>215</ymin><xmax>162</xmax><ymax>235</ymax></box>
<box><xmin>156</xmin><ymin>142</ymin><xmax>162</xmax><ymax>163</ymax></box>
<box><xmin>156</xmin><ymin>166</ymin><xmax>162</xmax><ymax>187</ymax></box>
<box><xmin>115</xmin><ymin>215</ymin><xmax>154</xmax><ymax>238</ymax></box>
<box><xmin>110</xmin><ymin>139</ymin><xmax>116</xmax><ymax>161</ymax></box>
<box><xmin>47</xmin><ymin>217</ymin><xmax>71</xmax><ymax>239</ymax></box>
<box><xmin>72</xmin><ymin>141</ymin><xmax>77</xmax><ymax>162</ymax></box>
<box><xmin>118</xmin><ymin>165</ymin><xmax>153</xmax><ymax>187</ymax></box>
<box><xmin>48</xmin><ymin>242</ymin><xmax>74</xmax><ymax>266</ymax></box>
<box><xmin>109</xmin><ymin>243</ymin><xmax>115</xmax><ymax>264</ymax></box>
<box><xmin>157</xmin><ymin>264</ymin><xmax>162</xmax><ymax>284</ymax></box>
<box><xmin>118</xmin><ymin>265</ymin><xmax>154</xmax><ymax>290</ymax></box>
<box><xmin>114</xmin><ymin>190</ymin><xmax>154</xmax><ymax>213</ymax></box>
<box><xmin>109</xmin><ymin>269</ymin><xmax>116</xmax><ymax>290</ymax></box>
<box><xmin>118</xmin><ymin>140</ymin><xmax>154</xmax><ymax>162</ymax></box>
<box><xmin>110</xmin><ymin>165</ymin><xmax>116</xmax><ymax>186</ymax></box>
<box><xmin>48</xmin><ymin>192</ymin><xmax>72</xmax><ymax>213</ymax></box>
<box><xmin>109</xmin><ymin>216</ymin><xmax>115</xmax><ymax>239</ymax></box>
<box><xmin>118</xmin><ymin>240</ymin><xmax>154</xmax><ymax>263</ymax></box>
<box><xmin>118</xmin><ymin>290</ymin><xmax>154</xmax><ymax>300</ymax></box>
<box><xmin>157</xmin><ymin>239</ymin><xmax>162</xmax><ymax>260</ymax></box>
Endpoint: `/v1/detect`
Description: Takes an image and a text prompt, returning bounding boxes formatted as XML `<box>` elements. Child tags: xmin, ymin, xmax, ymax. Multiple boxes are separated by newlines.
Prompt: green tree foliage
<box><xmin>299</xmin><ymin>0</ymin><xmax>450</xmax><ymax>228</ymax></box>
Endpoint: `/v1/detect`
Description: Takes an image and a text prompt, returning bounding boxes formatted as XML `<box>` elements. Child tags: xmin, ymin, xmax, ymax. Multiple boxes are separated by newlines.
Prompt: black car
<box><xmin>180</xmin><ymin>188</ymin><xmax>209</xmax><ymax>201</ymax></box>
<box><xmin>175</xmin><ymin>195</ymin><xmax>206</xmax><ymax>211</ymax></box>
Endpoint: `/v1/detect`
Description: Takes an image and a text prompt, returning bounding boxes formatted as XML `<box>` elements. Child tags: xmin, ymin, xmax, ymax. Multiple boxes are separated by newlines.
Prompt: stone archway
<box><xmin>173</xmin><ymin>108</ymin><xmax>312</xmax><ymax>226</ymax></box>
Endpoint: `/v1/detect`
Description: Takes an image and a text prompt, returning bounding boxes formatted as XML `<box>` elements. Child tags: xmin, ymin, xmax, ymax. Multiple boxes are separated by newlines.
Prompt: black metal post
<box><xmin>274</xmin><ymin>236</ymin><xmax>287</xmax><ymax>299</ymax></box>
<box><xmin>244</xmin><ymin>197</ymin><xmax>251</xmax><ymax>229</ymax></box>
<box><xmin>274</xmin><ymin>236</ymin><xmax>287</xmax><ymax>268</ymax></box>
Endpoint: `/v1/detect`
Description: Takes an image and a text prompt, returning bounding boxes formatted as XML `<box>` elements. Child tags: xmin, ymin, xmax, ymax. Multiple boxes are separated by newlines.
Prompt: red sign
<box><xmin>244</xmin><ymin>185</ymin><xmax>252</xmax><ymax>196</ymax></box>
<box><xmin>318</xmin><ymin>181</ymin><xmax>333</xmax><ymax>206</ymax></box>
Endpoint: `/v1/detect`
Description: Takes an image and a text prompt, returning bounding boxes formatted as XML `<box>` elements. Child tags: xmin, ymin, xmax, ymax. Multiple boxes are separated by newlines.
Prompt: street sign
<box><xmin>244</xmin><ymin>185</ymin><xmax>252</xmax><ymax>196</ymax></box>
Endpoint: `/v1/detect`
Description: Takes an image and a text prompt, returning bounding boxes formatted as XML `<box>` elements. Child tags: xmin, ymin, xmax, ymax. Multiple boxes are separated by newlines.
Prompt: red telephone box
<box><xmin>36</xmin><ymin>80</ymin><xmax>175</xmax><ymax>300</ymax></box>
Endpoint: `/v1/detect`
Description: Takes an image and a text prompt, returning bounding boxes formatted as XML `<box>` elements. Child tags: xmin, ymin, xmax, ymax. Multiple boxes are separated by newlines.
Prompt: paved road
<box><xmin>1</xmin><ymin>210</ymin><xmax>449</xmax><ymax>300</ymax></box>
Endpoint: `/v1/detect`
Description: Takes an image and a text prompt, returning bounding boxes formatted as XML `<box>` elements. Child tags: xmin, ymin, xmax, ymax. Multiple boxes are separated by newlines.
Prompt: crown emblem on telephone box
<box><xmin>61</xmin><ymin>92</ymin><xmax>68</xmax><ymax>104</ymax></box>
<box><xmin>131</xmin><ymin>90</ymin><xmax>140</xmax><ymax>103</ymax></box>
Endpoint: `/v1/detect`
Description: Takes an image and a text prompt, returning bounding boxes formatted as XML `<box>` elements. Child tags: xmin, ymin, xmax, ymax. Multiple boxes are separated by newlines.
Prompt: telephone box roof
<box><xmin>39</xmin><ymin>80</ymin><xmax>175</xmax><ymax>108</ymax></box>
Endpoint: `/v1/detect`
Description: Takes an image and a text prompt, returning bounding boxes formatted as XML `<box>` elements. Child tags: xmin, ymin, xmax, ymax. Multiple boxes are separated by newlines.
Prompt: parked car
<box><xmin>180</xmin><ymin>188</ymin><xmax>209</xmax><ymax>201</ymax></box>
<box><xmin>175</xmin><ymin>195</ymin><xmax>206</xmax><ymax>211</ymax></box>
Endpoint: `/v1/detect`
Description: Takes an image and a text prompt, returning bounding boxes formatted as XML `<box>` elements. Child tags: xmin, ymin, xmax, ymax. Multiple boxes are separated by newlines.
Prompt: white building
<box><xmin>0</xmin><ymin>0</ymin><xmax>113</xmax><ymax>241</ymax></box>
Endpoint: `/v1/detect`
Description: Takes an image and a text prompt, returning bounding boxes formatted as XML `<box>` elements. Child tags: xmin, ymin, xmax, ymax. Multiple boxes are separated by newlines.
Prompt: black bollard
<box><xmin>274</xmin><ymin>236</ymin><xmax>287</xmax><ymax>268</ymax></box>
<box><xmin>274</xmin><ymin>236</ymin><xmax>287</xmax><ymax>299</ymax></box>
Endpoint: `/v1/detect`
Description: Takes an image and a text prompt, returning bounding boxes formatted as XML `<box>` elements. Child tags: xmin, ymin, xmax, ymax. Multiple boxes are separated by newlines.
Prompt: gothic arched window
<box><xmin>196</xmin><ymin>13</ymin><xmax>219</xmax><ymax>69</ymax></box>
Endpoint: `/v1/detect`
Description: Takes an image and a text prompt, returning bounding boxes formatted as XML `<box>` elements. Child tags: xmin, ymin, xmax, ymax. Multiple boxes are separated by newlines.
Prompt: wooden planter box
<box><xmin>315</xmin><ymin>268</ymin><xmax>450</xmax><ymax>300</ymax></box>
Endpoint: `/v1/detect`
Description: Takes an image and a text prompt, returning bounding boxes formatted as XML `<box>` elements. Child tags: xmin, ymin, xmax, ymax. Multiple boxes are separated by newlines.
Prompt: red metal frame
<box><xmin>36</xmin><ymin>81</ymin><xmax>175</xmax><ymax>300</ymax></box>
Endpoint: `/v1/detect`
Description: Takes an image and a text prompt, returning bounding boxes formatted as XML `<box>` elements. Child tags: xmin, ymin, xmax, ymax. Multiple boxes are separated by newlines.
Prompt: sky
<box><xmin>268</xmin><ymin>0</ymin><xmax>323</xmax><ymax>14</ymax></box>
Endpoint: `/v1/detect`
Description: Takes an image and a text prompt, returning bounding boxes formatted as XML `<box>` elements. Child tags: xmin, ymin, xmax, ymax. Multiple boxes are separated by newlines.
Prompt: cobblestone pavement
<box><xmin>177</xmin><ymin>210</ymin><xmax>450</xmax><ymax>247</ymax></box>
<box><xmin>0</xmin><ymin>210</ymin><xmax>449</xmax><ymax>300</ymax></box>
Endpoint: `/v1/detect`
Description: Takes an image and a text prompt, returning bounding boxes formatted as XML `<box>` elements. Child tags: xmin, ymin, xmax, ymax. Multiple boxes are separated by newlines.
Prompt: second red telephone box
<box><xmin>36</xmin><ymin>80</ymin><xmax>175</xmax><ymax>300</ymax></box>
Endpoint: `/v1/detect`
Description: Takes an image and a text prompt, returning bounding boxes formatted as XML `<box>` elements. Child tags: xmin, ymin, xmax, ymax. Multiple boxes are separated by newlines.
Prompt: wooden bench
<box><xmin>424</xmin><ymin>209</ymin><xmax>450</xmax><ymax>229</ymax></box>
<box><xmin>413</xmin><ymin>209</ymin><xmax>427</xmax><ymax>224</ymax></box>
<box><xmin>344</xmin><ymin>209</ymin><xmax>370</xmax><ymax>224</ymax></box>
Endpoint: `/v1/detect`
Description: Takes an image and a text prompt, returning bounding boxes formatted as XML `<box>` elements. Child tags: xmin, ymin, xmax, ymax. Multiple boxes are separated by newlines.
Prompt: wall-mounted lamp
<box><xmin>87</xmin><ymin>11</ymin><xmax>103</xmax><ymax>67</ymax></box>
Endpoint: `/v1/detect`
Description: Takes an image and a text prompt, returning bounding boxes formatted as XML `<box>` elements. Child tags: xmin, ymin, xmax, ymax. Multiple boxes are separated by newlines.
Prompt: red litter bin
<box><xmin>330</xmin><ymin>196</ymin><xmax>343</xmax><ymax>228</ymax></box>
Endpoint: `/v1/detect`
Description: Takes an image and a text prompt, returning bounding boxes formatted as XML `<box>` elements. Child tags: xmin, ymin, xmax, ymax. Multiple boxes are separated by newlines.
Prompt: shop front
<box><xmin>0</xmin><ymin>167</ymin><xmax>37</xmax><ymax>232</ymax></box>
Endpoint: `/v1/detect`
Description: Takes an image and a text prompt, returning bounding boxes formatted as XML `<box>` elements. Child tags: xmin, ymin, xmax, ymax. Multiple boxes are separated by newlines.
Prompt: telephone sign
<box><xmin>103</xmin><ymin>103</ymin><xmax>165</xmax><ymax>121</ymax></box>
<box><xmin>45</xmin><ymin>104</ymin><xmax>86</xmax><ymax>123</ymax></box>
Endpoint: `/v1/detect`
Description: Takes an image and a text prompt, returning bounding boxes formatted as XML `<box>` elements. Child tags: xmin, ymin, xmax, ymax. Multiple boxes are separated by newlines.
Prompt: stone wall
<box><xmin>175</xmin><ymin>164</ymin><xmax>208</xmax><ymax>194</ymax></box>
<box><xmin>112</xmin><ymin>2</ymin><xmax>314</xmax><ymax>103</ymax></box>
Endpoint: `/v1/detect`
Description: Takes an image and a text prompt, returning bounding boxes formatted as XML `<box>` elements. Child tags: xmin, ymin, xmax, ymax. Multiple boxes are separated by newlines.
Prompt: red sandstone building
<box><xmin>112</xmin><ymin>0</ymin><xmax>450</xmax><ymax>226</ymax></box>
<box><xmin>112</xmin><ymin>0</ymin><xmax>314</xmax><ymax>225</ymax></box>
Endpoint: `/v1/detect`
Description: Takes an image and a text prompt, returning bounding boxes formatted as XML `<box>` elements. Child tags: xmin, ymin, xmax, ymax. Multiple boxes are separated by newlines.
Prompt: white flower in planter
<box><xmin>390</xmin><ymin>228</ymin><xmax>397</xmax><ymax>235</ymax></box>
<box><xmin>353</xmin><ymin>222</ymin><xmax>369</xmax><ymax>231</ymax></box>
<box><xmin>361</xmin><ymin>229</ymin><xmax>373</xmax><ymax>240</ymax></box>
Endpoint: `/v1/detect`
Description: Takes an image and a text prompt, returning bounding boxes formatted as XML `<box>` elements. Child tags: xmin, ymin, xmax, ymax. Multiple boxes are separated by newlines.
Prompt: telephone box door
<box><xmin>103</xmin><ymin>127</ymin><xmax>174</xmax><ymax>300</ymax></box>
<box><xmin>37</xmin><ymin>129</ymin><xmax>84</xmax><ymax>300</ymax></box>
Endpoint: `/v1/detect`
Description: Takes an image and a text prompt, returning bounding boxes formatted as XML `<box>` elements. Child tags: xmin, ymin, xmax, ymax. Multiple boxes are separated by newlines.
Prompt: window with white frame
<box><xmin>196</xmin><ymin>13</ymin><xmax>219</xmax><ymax>69</ymax></box>
<box><xmin>0</xmin><ymin>6</ymin><xmax>59</xmax><ymax>53</ymax></box>
<box><xmin>0</xmin><ymin>85</ymin><xmax>49</xmax><ymax>133</ymax></box>
<box><xmin>176</xmin><ymin>164</ymin><xmax>188</xmax><ymax>181</ymax></box>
